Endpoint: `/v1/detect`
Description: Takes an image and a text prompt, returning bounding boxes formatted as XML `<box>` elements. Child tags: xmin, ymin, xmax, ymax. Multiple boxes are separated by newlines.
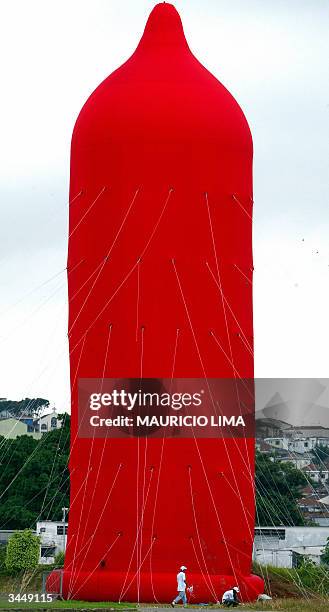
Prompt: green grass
<box><xmin>0</xmin><ymin>562</ymin><xmax>329</xmax><ymax>611</ymax></box>
<box><xmin>0</xmin><ymin>571</ymin><xmax>136</xmax><ymax>609</ymax></box>
<box><xmin>253</xmin><ymin>561</ymin><xmax>329</xmax><ymax>598</ymax></box>
<box><xmin>245</xmin><ymin>597</ymin><xmax>329</xmax><ymax>611</ymax></box>
<box><xmin>0</xmin><ymin>597</ymin><xmax>329</xmax><ymax>611</ymax></box>
<box><xmin>0</xmin><ymin>600</ymin><xmax>135</xmax><ymax>610</ymax></box>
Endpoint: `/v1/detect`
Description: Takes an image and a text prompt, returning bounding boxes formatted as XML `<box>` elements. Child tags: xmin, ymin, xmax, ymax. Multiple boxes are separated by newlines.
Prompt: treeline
<box><xmin>0</xmin><ymin>422</ymin><xmax>308</xmax><ymax>529</ymax></box>
<box><xmin>0</xmin><ymin>414</ymin><xmax>70</xmax><ymax>529</ymax></box>
<box><xmin>0</xmin><ymin>398</ymin><xmax>49</xmax><ymax>418</ymax></box>
<box><xmin>256</xmin><ymin>451</ymin><xmax>307</xmax><ymax>526</ymax></box>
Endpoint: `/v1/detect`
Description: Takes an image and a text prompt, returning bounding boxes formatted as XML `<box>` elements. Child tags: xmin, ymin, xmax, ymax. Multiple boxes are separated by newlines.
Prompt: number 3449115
<box><xmin>8</xmin><ymin>593</ymin><xmax>53</xmax><ymax>602</ymax></box>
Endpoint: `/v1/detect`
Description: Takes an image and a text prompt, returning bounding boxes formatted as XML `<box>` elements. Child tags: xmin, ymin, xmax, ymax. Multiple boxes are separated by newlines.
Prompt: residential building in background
<box><xmin>0</xmin><ymin>523</ymin><xmax>68</xmax><ymax>564</ymax></box>
<box><xmin>254</xmin><ymin>526</ymin><xmax>329</xmax><ymax>567</ymax></box>
<box><xmin>0</xmin><ymin>418</ymin><xmax>41</xmax><ymax>440</ymax></box>
<box><xmin>37</xmin><ymin>409</ymin><xmax>62</xmax><ymax>433</ymax></box>
<box><xmin>0</xmin><ymin>407</ymin><xmax>62</xmax><ymax>439</ymax></box>
<box><xmin>37</xmin><ymin>520</ymin><xmax>68</xmax><ymax>564</ymax></box>
<box><xmin>256</xmin><ymin>417</ymin><xmax>329</xmax><ymax>526</ymax></box>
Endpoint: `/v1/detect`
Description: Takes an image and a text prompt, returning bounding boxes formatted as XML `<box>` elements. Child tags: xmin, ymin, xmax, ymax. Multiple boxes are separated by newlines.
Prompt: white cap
<box><xmin>233</xmin><ymin>587</ymin><xmax>240</xmax><ymax>592</ymax></box>
<box><xmin>180</xmin><ymin>565</ymin><xmax>187</xmax><ymax>570</ymax></box>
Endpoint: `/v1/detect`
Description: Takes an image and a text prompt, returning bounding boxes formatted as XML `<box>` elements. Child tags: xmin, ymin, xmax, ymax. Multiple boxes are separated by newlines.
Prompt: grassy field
<box><xmin>1</xmin><ymin>600</ymin><xmax>329</xmax><ymax>611</ymax></box>
<box><xmin>0</xmin><ymin>565</ymin><xmax>329</xmax><ymax>611</ymax></box>
<box><xmin>0</xmin><ymin>601</ymin><xmax>135</xmax><ymax>610</ymax></box>
<box><xmin>0</xmin><ymin>598</ymin><xmax>328</xmax><ymax>611</ymax></box>
<box><xmin>0</xmin><ymin>570</ymin><xmax>136</xmax><ymax>609</ymax></box>
<box><xmin>245</xmin><ymin>598</ymin><xmax>329</xmax><ymax>611</ymax></box>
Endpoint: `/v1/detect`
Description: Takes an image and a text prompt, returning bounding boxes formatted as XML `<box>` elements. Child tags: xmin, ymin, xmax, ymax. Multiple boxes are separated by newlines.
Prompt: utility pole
<box><xmin>62</xmin><ymin>507</ymin><xmax>68</xmax><ymax>554</ymax></box>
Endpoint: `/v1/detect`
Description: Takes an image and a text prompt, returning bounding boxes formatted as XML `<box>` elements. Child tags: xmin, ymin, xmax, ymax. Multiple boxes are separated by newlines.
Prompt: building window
<box><xmin>57</xmin><ymin>525</ymin><xmax>68</xmax><ymax>535</ymax></box>
<box><xmin>41</xmin><ymin>546</ymin><xmax>56</xmax><ymax>558</ymax></box>
<box><xmin>41</xmin><ymin>424</ymin><xmax>47</xmax><ymax>430</ymax></box>
<box><xmin>304</xmin><ymin>442</ymin><xmax>308</xmax><ymax>447</ymax></box>
<box><xmin>51</xmin><ymin>417</ymin><xmax>57</xmax><ymax>429</ymax></box>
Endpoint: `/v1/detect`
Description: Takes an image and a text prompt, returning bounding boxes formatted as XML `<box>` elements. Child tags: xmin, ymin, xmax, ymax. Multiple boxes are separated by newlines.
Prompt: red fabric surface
<box><xmin>58</xmin><ymin>2</ymin><xmax>263</xmax><ymax>602</ymax></box>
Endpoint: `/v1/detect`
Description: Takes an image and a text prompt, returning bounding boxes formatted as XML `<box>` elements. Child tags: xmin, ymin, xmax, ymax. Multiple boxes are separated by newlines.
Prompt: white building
<box><xmin>0</xmin><ymin>418</ymin><xmax>41</xmax><ymax>440</ymax></box>
<box><xmin>0</xmin><ymin>408</ymin><xmax>63</xmax><ymax>439</ymax></box>
<box><xmin>37</xmin><ymin>520</ymin><xmax>68</xmax><ymax>564</ymax></box>
<box><xmin>290</xmin><ymin>438</ymin><xmax>315</xmax><ymax>454</ymax></box>
<box><xmin>36</xmin><ymin>409</ymin><xmax>63</xmax><ymax>433</ymax></box>
<box><xmin>304</xmin><ymin>468</ymin><xmax>329</xmax><ymax>483</ymax></box>
<box><xmin>264</xmin><ymin>437</ymin><xmax>289</xmax><ymax>451</ymax></box>
<box><xmin>254</xmin><ymin>526</ymin><xmax>329</xmax><ymax>567</ymax></box>
<box><xmin>254</xmin><ymin>548</ymin><xmax>301</xmax><ymax>568</ymax></box>
<box><xmin>263</xmin><ymin>435</ymin><xmax>329</xmax><ymax>456</ymax></box>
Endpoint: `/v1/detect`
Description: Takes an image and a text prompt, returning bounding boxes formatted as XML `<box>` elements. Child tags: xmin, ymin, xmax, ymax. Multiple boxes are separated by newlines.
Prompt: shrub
<box><xmin>297</xmin><ymin>558</ymin><xmax>329</xmax><ymax>595</ymax></box>
<box><xmin>5</xmin><ymin>529</ymin><xmax>40</xmax><ymax>574</ymax></box>
<box><xmin>54</xmin><ymin>550</ymin><xmax>65</xmax><ymax>566</ymax></box>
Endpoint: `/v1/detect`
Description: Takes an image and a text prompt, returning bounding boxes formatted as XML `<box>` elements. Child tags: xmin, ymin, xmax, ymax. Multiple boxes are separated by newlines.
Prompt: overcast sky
<box><xmin>0</xmin><ymin>0</ymin><xmax>328</xmax><ymax>412</ymax></box>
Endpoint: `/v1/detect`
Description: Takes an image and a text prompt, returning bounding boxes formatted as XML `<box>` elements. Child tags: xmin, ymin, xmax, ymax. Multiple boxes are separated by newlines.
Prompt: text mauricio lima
<box><xmin>89</xmin><ymin>415</ymin><xmax>246</xmax><ymax>427</ymax></box>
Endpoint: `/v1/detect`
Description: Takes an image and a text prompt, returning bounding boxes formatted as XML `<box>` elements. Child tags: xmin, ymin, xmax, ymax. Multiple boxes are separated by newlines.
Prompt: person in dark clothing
<box><xmin>221</xmin><ymin>586</ymin><xmax>240</xmax><ymax>607</ymax></box>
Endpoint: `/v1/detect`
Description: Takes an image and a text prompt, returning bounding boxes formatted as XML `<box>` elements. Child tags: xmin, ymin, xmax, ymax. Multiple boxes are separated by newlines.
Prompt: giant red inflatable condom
<box><xmin>50</xmin><ymin>2</ymin><xmax>264</xmax><ymax>602</ymax></box>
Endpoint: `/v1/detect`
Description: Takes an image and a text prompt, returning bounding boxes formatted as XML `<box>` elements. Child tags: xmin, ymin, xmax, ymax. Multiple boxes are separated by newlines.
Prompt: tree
<box><xmin>5</xmin><ymin>530</ymin><xmax>40</xmax><ymax>573</ymax></box>
<box><xmin>311</xmin><ymin>444</ymin><xmax>329</xmax><ymax>466</ymax></box>
<box><xmin>0</xmin><ymin>397</ymin><xmax>49</xmax><ymax>419</ymax></box>
<box><xmin>256</xmin><ymin>451</ymin><xmax>307</xmax><ymax>526</ymax></box>
<box><xmin>0</xmin><ymin>414</ymin><xmax>70</xmax><ymax>529</ymax></box>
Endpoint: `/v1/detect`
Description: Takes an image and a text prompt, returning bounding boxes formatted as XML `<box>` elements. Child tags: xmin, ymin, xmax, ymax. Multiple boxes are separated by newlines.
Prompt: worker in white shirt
<box><xmin>221</xmin><ymin>586</ymin><xmax>240</xmax><ymax>607</ymax></box>
<box><xmin>171</xmin><ymin>565</ymin><xmax>188</xmax><ymax>607</ymax></box>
